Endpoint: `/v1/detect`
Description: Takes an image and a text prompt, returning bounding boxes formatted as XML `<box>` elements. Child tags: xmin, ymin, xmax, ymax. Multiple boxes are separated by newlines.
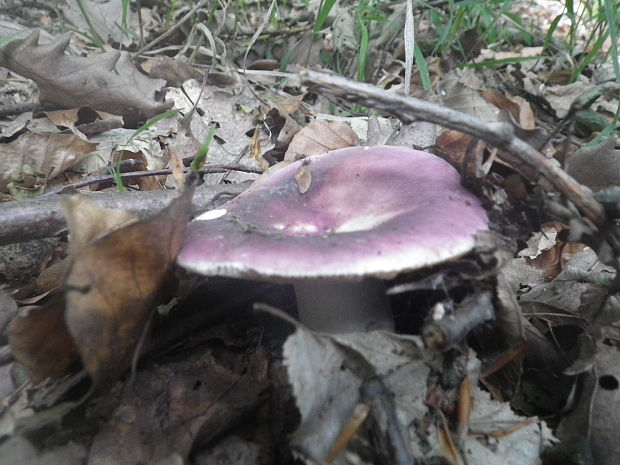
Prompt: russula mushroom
<box><xmin>177</xmin><ymin>145</ymin><xmax>488</xmax><ymax>333</ymax></box>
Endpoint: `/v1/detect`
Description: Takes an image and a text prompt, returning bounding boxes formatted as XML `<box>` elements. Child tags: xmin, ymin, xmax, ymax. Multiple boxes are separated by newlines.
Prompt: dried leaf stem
<box><xmin>300</xmin><ymin>70</ymin><xmax>607</xmax><ymax>228</ymax></box>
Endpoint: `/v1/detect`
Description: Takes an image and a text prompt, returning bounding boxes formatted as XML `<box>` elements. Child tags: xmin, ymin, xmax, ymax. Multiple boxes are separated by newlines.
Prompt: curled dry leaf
<box><xmin>9</xmin><ymin>297</ymin><xmax>78</xmax><ymax>382</ymax></box>
<box><xmin>0</xmin><ymin>31</ymin><xmax>173</xmax><ymax>124</ymax></box>
<box><xmin>0</xmin><ymin>132</ymin><xmax>97</xmax><ymax>193</ymax></box>
<box><xmin>43</xmin><ymin>107</ymin><xmax>124</xmax><ymax>137</ymax></box>
<box><xmin>8</xmin><ymin>200</ymin><xmax>138</xmax><ymax>382</ymax></box>
<box><xmin>482</xmin><ymin>89</ymin><xmax>536</xmax><ymax>130</ymax></box>
<box><xmin>62</xmin><ymin>174</ymin><xmax>197</xmax><ymax>386</ymax></box>
<box><xmin>284</xmin><ymin>120</ymin><xmax>358</xmax><ymax>162</ymax></box>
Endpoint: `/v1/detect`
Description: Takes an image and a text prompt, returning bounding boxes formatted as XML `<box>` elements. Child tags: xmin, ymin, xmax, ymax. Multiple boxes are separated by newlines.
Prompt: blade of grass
<box><xmin>414</xmin><ymin>43</ymin><xmax>432</xmax><ymax>91</ymax></box>
<box><xmin>0</xmin><ymin>31</ymin><xmax>28</xmax><ymax>47</ymax></box>
<box><xmin>603</xmin><ymin>0</ymin><xmax>620</xmax><ymax>81</ymax></box>
<box><xmin>356</xmin><ymin>17</ymin><xmax>369</xmax><ymax>82</ymax></box>
<box><xmin>190</xmin><ymin>124</ymin><xmax>218</xmax><ymax>171</ymax></box>
<box><xmin>73</xmin><ymin>0</ymin><xmax>105</xmax><ymax>49</ymax></box>
<box><xmin>543</xmin><ymin>14</ymin><xmax>563</xmax><ymax>51</ymax></box>
<box><xmin>126</xmin><ymin>109</ymin><xmax>181</xmax><ymax>144</ymax></box>
<box><xmin>95</xmin><ymin>154</ymin><xmax>127</xmax><ymax>192</ymax></box>
<box><xmin>570</xmin><ymin>30</ymin><xmax>609</xmax><ymax>81</ymax></box>
<box><xmin>314</xmin><ymin>0</ymin><xmax>338</xmax><ymax>35</ymax></box>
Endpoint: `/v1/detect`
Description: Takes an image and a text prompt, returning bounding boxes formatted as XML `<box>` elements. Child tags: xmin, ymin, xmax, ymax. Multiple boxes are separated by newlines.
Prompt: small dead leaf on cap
<box><xmin>9</xmin><ymin>296</ymin><xmax>78</xmax><ymax>382</ymax></box>
<box><xmin>284</xmin><ymin>120</ymin><xmax>358</xmax><ymax>162</ymax></box>
<box><xmin>294</xmin><ymin>161</ymin><xmax>312</xmax><ymax>194</ymax></box>
<box><xmin>63</xmin><ymin>174</ymin><xmax>198</xmax><ymax>386</ymax></box>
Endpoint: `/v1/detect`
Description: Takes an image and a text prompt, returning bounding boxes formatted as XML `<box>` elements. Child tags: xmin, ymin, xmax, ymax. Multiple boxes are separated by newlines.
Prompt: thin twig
<box><xmin>132</xmin><ymin>0</ymin><xmax>209</xmax><ymax>58</ymax></box>
<box><xmin>299</xmin><ymin>70</ymin><xmax>607</xmax><ymax>228</ymax></box>
<box><xmin>41</xmin><ymin>164</ymin><xmax>262</xmax><ymax>196</ymax></box>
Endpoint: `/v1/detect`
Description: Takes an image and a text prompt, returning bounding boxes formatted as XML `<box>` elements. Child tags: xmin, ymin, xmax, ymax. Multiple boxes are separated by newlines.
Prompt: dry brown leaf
<box><xmin>0</xmin><ymin>31</ymin><xmax>173</xmax><ymax>124</ymax></box>
<box><xmin>87</xmin><ymin>343</ymin><xmax>268</xmax><ymax>465</ymax></box>
<box><xmin>482</xmin><ymin>90</ymin><xmax>536</xmax><ymax>129</ymax></box>
<box><xmin>9</xmin><ymin>297</ymin><xmax>78</xmax><ymax>382</ymax></box>
<box><xmin>8</xmin><ymin>201</ymin><xmax>138</xmax><ymax>382</ymax></box>
<box><xmin>278</xmin><ymin>94</ymin><xmax>305</xmax><ymax>115</ymax></box>
<box><xmin>63</xmin><ymin>175</ymin><xmax>197</xmax><ymax>386</ymax></box>
<box><xmin>44</xmin><ymin>107</ymin><xmax>124</xmax><ymax>137</ymax></box>
<box><xmin>0</xmin><ymin>132</ymin><xmax>97</xmax><ymax>193</ymax></box>
<box><xmin>247</xmin><ymin>58</ymin><xmax>280</xmax><ymax>71</ymax></box>
<box><xmin>62</xmin><ymin>196</ymin><xmax>138</xmax><ymax>255</ymax></box>
<box><xmin>294</xmin><ymin>161</ymin><xmax>312</xmax><ymax>194</ymax></box>
<box><xmin>111</xmin><ymin>149</ymin><xmax>163</xmax><ymax>191</ymax></box>
<box><xmin>434</xmin><ymin>130</ymin><xmax>486</xmax><ymax>173</ymax></box>
<box><xmin>142</xmin><ymin>56</ymin><xmax>202</xmax><ymax>87</ymax></box>
<box><xmin>284</xmin><ymin>120</ymin><xmax>358</xmax><ymax>161</ymax></box>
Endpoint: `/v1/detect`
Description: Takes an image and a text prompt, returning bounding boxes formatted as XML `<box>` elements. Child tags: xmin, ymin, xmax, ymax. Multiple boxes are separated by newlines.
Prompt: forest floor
<box><xmin>0</xmin><ymin>0</ymin><xmax>618</xmax><ymax>464</ymax></box>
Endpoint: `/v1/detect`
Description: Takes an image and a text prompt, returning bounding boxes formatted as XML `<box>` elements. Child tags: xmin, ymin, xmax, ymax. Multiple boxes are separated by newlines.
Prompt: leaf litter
<box><xmin>0</xmin><ymin>0</ymin><xmax>619</xmax><ymax>464</ymax></box>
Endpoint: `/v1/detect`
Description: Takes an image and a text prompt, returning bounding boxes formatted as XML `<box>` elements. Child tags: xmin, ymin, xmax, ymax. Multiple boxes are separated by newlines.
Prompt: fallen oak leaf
<box><xmin>284</xmin><ymin>119</ymin><xmax>358</xmax><ymax>162</ymax></box>
<box><xmin>0</xmin><ymin>132</ymin><xmax>98</xmax><ymax>193</ymax></box>
<box><xmin>0</xmin><ymin>31</ymin><xmax>173</xmax><ymax>125</ymax></box>
<box><xmin>63</xmin><ymin>172</ymin><xmax>198</xmax><ymax>386</ymax></box>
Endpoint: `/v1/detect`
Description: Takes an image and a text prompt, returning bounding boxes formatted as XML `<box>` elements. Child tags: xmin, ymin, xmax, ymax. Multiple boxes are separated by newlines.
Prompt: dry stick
<box><xmin>0</xmin><ymin>182</ymin><xmax>247</xmax><ymax>247</ymax></box>
<box><xmin>299</xmin><ymin>70</ymin><xmax>607</xmax><ymax>228</ymax></box>
<box><xmin>41</xmin><ymin>163</ymin><xmax>262</xmax><ymax>196</ymax></box>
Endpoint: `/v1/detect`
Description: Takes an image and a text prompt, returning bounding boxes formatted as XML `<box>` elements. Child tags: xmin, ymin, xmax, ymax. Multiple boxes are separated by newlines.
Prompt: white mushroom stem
<box><xmin>293</xmin><ymin>279</ymin><xmax>394</xmax><ymax>333</ymax></box>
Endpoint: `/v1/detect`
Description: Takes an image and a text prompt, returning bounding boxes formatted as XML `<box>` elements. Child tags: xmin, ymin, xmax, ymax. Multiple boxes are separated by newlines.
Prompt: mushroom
<box><xmin>177</xmin><ymin>145</ymin><xmax>488</xmax><ymax>333</ymax></box>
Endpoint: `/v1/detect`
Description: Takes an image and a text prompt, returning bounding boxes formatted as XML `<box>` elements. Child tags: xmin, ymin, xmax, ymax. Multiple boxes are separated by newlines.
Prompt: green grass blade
<box><xmin>191</xmin><ymin>124</ymin><xmax>218</xmax><ymax>171</ymax></box>
<box><xmin>543</xmin><ymin>14</ymin><xmax>563</xmax><ymax>51</ymax></box>
<box><xmin>414</xmin><ymin>44</ymin><xmax>432</xmax><ymax>91</ymax></box>
<box><xmin>603</xmin><ymin>0</ymin><xmax>620</xmax><ymax>81</ymax></box>
<box><xmin>356</xmin><ymin>18</ymin><xmax>369</xmax><ymax>82</ymax></box>
<box><xmin>0</xmin><ymin>31</ymin><xmax>28</xmax><ymax>47</ymax></box>
<box><xmin>570</xmin><ymin>30</ymin><xmax>609</xmax><ymax>81</ymax></box>
<box><xmin>314</xmin><ymin>0</ymin><xmax>338</xmax><ymax>34</ymax></box>
<box><xmin>74</xmin><ymin>0</ymin><xmax>105</xmax><ymax>49</ymax></box>
<box><xmin>127</xmin><ymin>109</ymin><xmax>181</xmax><ymax>144</ymax></box>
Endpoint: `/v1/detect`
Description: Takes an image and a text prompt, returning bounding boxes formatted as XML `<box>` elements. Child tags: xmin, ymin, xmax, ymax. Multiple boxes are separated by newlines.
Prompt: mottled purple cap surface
<box><xmin>177</xmin><ymin>146</ymin><xmax>488</xmax><ymax>280</ymax></box>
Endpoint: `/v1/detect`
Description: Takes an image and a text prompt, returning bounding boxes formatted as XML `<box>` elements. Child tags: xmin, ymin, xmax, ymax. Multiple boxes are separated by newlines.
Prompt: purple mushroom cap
<box><xmin>178</xmin><ymin>145</ymin><xmax>488</xmax><ymax>280</ymax></box>
<box><xmin>178</xmin><ymin>145</ymin><xmax>488</xmax><ymax>333</ymax></box>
